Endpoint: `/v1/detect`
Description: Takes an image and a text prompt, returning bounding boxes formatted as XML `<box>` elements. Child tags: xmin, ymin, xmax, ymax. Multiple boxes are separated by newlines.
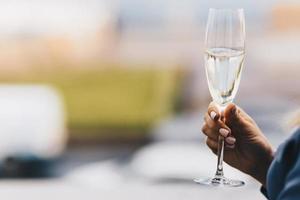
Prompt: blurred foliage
<box><xmin>0</xmin><ymin>65</ymin><xmax>181</xmax><ymax>140</ymax></box>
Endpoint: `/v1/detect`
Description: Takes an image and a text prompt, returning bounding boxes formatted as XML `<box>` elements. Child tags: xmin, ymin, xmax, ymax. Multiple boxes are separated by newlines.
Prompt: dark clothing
<box><xmin>264</xmin><ymin>127</ymin><xmax>300</xmax><ymax>199</ymax></box>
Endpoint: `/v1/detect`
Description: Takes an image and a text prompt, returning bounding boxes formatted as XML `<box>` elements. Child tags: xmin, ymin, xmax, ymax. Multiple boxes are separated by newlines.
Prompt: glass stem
<box><xmin>215</xmin><ymin>104</ymin><xmax>226</xmax><ymax>178</ymax></box>
<box><xmin>215</xmin><ymin>136</ymin><xmax>224</xmax><ymax>177</ymax></box>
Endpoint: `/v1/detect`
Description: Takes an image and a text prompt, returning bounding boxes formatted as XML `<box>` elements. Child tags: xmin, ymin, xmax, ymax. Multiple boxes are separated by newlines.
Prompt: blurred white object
<box><xmin>130</xmin><ymin>142</ymin><xmax>251</xmax><ymax>182</ymax></box>
<box><xmin>66</xmin><ymin>160</ymin><xmax>123</xmax><ymax>190</ymax></box>
<box><xmin>0</xmin><ymin>85</ymin><xmax>66</xmax><ymax>159</ymax></box>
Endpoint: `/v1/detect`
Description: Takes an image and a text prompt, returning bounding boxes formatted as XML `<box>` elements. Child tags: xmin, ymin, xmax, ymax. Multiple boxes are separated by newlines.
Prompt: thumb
<box><xmin>224</xmin><ymin>103</ymin><xmax>240</xmax><ymax>125</ymax></box>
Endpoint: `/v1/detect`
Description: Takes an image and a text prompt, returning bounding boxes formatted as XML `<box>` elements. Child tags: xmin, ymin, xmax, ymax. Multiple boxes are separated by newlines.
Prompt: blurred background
<box><xmin>0</xmin><ymin>0</ymin><xmax>299</xmax><ymax>199</ymax></box>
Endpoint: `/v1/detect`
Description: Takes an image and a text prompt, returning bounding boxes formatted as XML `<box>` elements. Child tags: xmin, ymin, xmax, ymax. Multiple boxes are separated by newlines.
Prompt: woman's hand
<box><xmin>202</xmin><ymin>102</ymin><xmax>274</xmax><ymax>187</ymax></box>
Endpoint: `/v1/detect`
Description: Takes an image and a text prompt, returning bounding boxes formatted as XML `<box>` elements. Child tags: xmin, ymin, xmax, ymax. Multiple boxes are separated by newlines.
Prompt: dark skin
<box><xmin>201</xmin><ymin>102</ymin><xmax>274</xmax><ymax>187</ymax></box>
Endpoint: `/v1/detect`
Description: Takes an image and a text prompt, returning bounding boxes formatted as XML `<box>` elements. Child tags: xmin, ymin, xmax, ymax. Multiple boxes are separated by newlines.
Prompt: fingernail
<box><xmin>226</xmin><ymin>144</ymin><xmax>235</xmax><ymax>149</ymax></box>
<box><xmin>226</xmin><ymin>137</ymin><xmax>236</xmax><ymax>145</ymax></box>
<box><xmin>210</xmin><ymin>111</ymin><xmax>217</xmax><ymax>120</ymax></box>
<box><xmin>232</xmin><ymin>106</ymin><xmax>237</xmax><ymax>114</ymax></box>
<box><xmin>219</xmin><ymin>128</ymin><xmax>229</xmax><ymax>137</ymax></box>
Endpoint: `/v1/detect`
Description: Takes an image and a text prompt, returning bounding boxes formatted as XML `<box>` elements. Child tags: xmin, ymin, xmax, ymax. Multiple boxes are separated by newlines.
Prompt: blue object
<box><xmin>264</xmin><ymin>127</ymin><xmax>300</xmax><ymax>199</ymax></box>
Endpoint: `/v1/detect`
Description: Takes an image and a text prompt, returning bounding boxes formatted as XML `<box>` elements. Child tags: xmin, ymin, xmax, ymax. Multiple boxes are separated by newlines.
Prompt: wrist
<box><xmin>250</xmin><ymin>148</ymin><xmax>274</xmax><ymax>187</ymax></box>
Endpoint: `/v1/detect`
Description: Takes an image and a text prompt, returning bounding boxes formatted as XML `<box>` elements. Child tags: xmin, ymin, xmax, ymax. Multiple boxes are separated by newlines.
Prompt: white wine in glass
<box><xmin>205</xmin><ymin>48</ymin><xmax>245</xmax><ymax>106</ymax></box>
<box><xmin>194</xmin><ymin>8</ymin><xmax>245</xmax><ymax>187</ymax></box>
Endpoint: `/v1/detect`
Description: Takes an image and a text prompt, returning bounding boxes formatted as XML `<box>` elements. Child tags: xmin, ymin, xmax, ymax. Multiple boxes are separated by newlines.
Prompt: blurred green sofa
<box><xmin>1</xmin><ymin>66</ymin><xmax>181</xmax><ymax>141</ymax></box>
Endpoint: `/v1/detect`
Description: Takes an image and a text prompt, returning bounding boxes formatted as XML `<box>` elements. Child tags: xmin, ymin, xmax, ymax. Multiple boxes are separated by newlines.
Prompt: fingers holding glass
<box><xmin>202</xmin><ymin>114</ymin><xmax>231</xmax><ymax>140</ymax></box>
<box><xmin>202</xmin><ymin>113</ymin><xmax>237</xmax><ymax>148</ymax></box>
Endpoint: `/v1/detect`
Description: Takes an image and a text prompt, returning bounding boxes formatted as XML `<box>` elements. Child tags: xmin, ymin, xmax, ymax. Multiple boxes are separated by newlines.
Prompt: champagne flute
<box><xmin>194</xmin><ymin>8</ymin><xmax>246</xmax><ymax>187</ymax></box>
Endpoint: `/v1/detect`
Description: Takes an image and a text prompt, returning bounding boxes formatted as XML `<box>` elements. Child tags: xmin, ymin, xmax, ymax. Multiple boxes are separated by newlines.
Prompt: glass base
<box><xmin>194</xmin><ymin>176</ymin><xmax>245</xmax><ymax>187</ymax></box>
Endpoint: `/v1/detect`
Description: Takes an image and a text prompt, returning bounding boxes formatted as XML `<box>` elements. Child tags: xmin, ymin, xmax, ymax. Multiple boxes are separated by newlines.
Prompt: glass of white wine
<box><xmin>194</xmin><ymin>8</ymin><xmax>245</xmax><ymax>187</ymax></box>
